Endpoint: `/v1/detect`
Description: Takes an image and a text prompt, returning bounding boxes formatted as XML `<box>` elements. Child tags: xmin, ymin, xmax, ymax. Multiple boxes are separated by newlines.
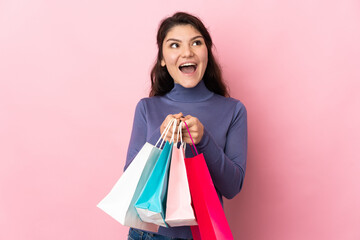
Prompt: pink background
<box><xmin>1</xmin><ymin>0</ymin><xmax>359</xmax><ymax>239</ymax></box>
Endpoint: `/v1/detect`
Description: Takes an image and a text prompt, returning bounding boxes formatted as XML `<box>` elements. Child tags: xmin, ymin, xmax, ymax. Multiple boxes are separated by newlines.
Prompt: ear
<box><xmin>161</xmin><ymin>59</ymin><xmax>166</xmax><ymax>67</ymax></box>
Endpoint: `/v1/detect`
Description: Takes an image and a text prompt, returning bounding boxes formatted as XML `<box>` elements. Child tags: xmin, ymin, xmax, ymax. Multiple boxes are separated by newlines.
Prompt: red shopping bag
<box><xmin>184</xmin><ymin>122</ymin><xmax>233</xmax><ymax>240</ymax></box>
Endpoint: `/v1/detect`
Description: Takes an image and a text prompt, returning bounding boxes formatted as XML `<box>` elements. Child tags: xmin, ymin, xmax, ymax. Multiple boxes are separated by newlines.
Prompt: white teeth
<box><xmin>180</xmin><ymin>63</ymin><xmax>196</xmax><ymax>67</ymax></box>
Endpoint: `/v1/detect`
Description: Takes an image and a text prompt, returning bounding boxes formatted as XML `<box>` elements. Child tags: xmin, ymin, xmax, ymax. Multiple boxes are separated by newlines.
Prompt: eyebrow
<box><xmin>165</xmin><ymin>35</ymin><xmax>204</xmax><ymax>42</ymax></box>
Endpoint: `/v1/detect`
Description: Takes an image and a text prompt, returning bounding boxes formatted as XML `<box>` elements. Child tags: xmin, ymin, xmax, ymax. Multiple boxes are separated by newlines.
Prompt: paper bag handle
<box><xmin>177</xmin><ymin>121</ymin><xmax>186</xmax><ymax>151</ymax></box>
<box><xmin>155</xmin><ymin>118</ymin><xmax>176</xmax><ymax>149</ymax></box>
<box><xmin>184</xmin><ymin>121</ymin><xmax>199</xmax><ymax>156</ymax></box>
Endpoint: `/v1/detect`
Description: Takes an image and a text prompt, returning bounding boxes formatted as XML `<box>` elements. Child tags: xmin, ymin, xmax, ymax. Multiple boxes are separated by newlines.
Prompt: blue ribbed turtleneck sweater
<box><xmin>125</xmin><ymin>80</ymin><xmax>247</xmax><ymax>239</ymax></box>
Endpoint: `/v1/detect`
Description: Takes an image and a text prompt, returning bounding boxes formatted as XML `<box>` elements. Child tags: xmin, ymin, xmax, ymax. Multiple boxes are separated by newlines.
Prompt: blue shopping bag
<box><xmin>135</xmin><ymin>121</ymin><xmax>176</xmax><ymax>227</ymax></box>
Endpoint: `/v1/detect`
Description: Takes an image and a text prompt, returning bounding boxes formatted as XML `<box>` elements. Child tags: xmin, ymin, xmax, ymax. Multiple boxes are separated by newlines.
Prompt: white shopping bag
<box><xmin>97</xmin><ymin>119</ymin><xmax>176</xmax><ymax>231</ymax></box>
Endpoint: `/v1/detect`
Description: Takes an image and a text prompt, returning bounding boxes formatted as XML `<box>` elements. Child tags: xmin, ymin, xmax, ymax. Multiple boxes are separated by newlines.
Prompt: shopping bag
<box><xmin>165</xmin><ymin>122</ymin><xmax>197</xmax><ymax>227</ymax></box>
<box><xmin>96</xmin><ymin>119</ymin><xmax>176</xmax><ymax>232</ymax></box>
<box><xmin>134</xmin><ymin>119</ymin><xmax>177</xmax><ymax>227</ymax></box>
<box><xmin>183</xmin><ymin>122</ymin><xmax>234</xmax><ymax>240</ymax></box>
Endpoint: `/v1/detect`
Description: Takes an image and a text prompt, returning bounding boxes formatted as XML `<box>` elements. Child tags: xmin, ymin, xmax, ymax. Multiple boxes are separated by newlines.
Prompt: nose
<box><xmin>181</xmin><ymin>45</ymin><xmax>194</xmax><ymax>58</ymax></box>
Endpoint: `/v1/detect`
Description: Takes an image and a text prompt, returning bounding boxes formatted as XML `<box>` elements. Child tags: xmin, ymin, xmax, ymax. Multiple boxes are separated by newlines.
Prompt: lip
<box><xmin>178</xmin><ymin>61</ymin><xmax>197</xmax><ymax>68</ymax></box>
<box><xmin>178</xmin><ymin>61</ymin><xmax>198</xmax><ymax>75</ymax></box>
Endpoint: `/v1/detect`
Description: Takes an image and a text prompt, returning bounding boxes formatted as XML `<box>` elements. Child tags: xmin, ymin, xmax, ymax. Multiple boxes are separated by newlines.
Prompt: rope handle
<box><xmin>169</xmin><ymin>118</ymin><xmax>177</xmax><ymax>144</ymax></box>
<box><xmin>155</xmin><ymin>118</ymin><xmax>176</xmax><ymax>149</ymax></box>
<box><xmin>184</xmin><ymin>121</ymin><xmax>199</xmax><ymax>156</ymax></box>
<box><xmin>177</xmin><ymin>121</ymin><xmax>187</xmax><ymax>151</ymax></box>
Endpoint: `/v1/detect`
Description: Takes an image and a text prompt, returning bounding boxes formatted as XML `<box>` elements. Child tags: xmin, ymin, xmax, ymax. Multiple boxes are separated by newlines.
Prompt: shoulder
<box><xmin>210</xmin><ymin>95</ymin><xmax>247</xmax><ymax>127</ymax></box>
<box><xmin>137</xmin><ymin>96</ymin><xmax>163</xmax><ymax>106</ymax></box>
<box><xmin>137</xmin><ymin>95</ymin><xmax>166</xmax><ymax>103</ymax></box>
<box><xmin>134</xmin><ymin>95</ymin><xmax>167</xmax><ymax>114</ymax></box>
<box><xmin>211</xmin><ymin>94</ymin><xmax>247</xmax><ymax>112</ymax></box>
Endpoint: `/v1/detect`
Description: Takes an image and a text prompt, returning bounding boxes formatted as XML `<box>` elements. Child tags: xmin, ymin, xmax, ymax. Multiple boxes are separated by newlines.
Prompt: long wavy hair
<box><xmin>149</xmin><ymin>12</ymin><xmax>229</xmax><ymax>97</ymax></box>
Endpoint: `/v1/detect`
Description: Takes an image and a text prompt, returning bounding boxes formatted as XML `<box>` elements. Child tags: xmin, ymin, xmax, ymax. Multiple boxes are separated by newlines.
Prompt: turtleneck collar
<box><xmin>165</xmin><ymin>80</ymin><xmax>214</xmax><ymax>103</ymax></box>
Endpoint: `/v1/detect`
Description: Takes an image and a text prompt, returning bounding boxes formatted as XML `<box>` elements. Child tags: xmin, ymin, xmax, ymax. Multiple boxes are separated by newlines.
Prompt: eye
<box><xmin>170</xmin><ymin>43</ymin><xmax>179</xmax><ymax>48</ymax></box>
<box><xmin>192</xmin><ymin>40</ymin><xmax>202</xmax><ymax>46</ymax></box>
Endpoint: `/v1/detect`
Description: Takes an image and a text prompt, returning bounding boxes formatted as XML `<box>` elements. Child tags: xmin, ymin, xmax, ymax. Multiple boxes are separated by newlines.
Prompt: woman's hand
<box><xmin>181</xmin><ymin>115</ymin><xmax>204</xmax><ymax>145</ymax></box>
<box><xmin>160</xmin><ymin>113</ymin><xmax>183</xmax><ymax>142</ymax></box>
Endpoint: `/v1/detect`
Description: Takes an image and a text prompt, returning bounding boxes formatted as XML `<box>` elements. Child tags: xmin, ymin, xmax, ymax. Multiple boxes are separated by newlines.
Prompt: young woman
<box><xmin>125</xmin><ymin>12</ymin><xmax>247</xmax><ymax>240</ymax></box>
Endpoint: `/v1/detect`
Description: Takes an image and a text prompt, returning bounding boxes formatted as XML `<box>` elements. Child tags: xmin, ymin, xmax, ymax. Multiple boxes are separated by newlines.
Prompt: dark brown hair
<box><xmin>149</xmin><ymin>12</ymin><xmax>229</xmax><ymax>97</ymax></box>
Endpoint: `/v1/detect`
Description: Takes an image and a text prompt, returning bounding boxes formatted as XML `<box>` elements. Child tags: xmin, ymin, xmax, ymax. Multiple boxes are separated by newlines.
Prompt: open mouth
<box><xmin>179</xmin><ymin>63</ymin><xmax>197</xmax><ymax>74</ymax></box>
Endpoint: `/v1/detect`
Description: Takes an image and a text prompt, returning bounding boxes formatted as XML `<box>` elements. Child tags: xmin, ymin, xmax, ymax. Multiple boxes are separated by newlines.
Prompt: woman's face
<box><xmin>161</xmin><ymin>24</ymin><xmax>208</xmax><ymax>88</ymax></box>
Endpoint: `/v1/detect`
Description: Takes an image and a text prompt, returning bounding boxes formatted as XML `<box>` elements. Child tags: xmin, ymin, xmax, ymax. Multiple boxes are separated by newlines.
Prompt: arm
<box><xmin>186</xmin><ymin>102</ymin><xmax>248</xmax><ymax>199</ymax></box>
<box><xmin>124</xmin><ymin>100</ymin><xmax>148</xmax><ymax>171</ymax></box>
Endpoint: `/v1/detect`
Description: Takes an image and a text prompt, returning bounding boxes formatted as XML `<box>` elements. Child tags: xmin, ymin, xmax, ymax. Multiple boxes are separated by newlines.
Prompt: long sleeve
<box><xmin>196</xmin><ymin>101</ymin><xmax>247</xmax><ymax>199</ymax></box>
<box><xmin>124</xmin><ymin>99</ymin><xmax>165</xmax><ymax>171</ymax></box>
<box><xmin>124</xmin><ymin>100</ymin><xmax>148</xmax><ymax>170</ymax></box>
